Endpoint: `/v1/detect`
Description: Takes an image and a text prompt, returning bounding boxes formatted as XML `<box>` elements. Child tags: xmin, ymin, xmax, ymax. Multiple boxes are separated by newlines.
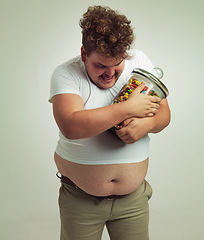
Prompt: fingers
<box><xmin>119</xmin><ymin>118</ymin><xmax>133</xmax><ymax>128</ymax></box>
<box><xmin>147</xmin><ymin>105</ymin><xmax>159</xmax><ymax>116</ymax></box>
<box><xmin>147</xmin><ymin>112</ymin><xmax>156</xmax><ymax>117</ymax></box>
<box><xmin>149</xmin><ymin>96</ymin><xmax>161</xmax><ymax>103</ymax></box>
<box><xmin>116</xmin><ymin>129</ymin><xmax>132</xmax><ymax>143</ymax></box>
<box><xmin>134</xmin><ymin>85</ymin><xmax>161</xmax><ymax>104</ymax></box>
<box><xmin>152</xmin><ymin>103</ymin><xmax>160</xmax><ymax>109</ymax></box>
<box><xmin>116</xmin><ymin>127</ymin><xmax>138</xmax><ymax>144</ymax></box>
<box><xmin>134</xmin><ymin>82</ymin><xmax>146</xmax><ymax>93</ymax></box>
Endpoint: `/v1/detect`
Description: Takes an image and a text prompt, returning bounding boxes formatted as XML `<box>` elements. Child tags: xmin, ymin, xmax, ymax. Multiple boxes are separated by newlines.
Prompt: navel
<box><xmin>110</xmin><ymin>179</ymin><xmax>117</xmax><ymax>183</ymax></box>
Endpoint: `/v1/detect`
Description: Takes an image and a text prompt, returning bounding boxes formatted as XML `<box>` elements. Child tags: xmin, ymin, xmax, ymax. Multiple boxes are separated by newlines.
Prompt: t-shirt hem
<box><xmin>55</xmin><ymin>148</ymin><xmax>149</xmax><ymax>165</ymax></box>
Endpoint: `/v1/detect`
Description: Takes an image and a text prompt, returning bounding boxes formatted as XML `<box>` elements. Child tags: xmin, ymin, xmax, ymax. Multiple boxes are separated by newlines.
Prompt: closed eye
<box><xmin>95</xmin><ymin>59</ymin><xmax>123</xmax><ymax>69</ymax></box>
<box><xmin>95</xmin><ymin>64</ymin><xmax>106</xmax><ymax>69</ymax></box>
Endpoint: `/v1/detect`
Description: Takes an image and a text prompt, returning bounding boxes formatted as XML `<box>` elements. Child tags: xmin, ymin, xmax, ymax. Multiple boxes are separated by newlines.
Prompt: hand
<box><xmin>115</xmin><ymin>117</ymin><xmax>152</xmax><ymax>144</ymax></box>
<box><xmin>126</xmin><ymin>83</ymin><xmax>161</xmax><ymax>117</ymax></box>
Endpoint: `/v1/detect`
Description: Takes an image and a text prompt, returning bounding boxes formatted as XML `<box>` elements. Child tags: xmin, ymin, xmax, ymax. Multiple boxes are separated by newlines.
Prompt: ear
<box><xmin>81</xmin><ymin>46</ymin><xmax>87</xmax><ymax>62</ymax></box>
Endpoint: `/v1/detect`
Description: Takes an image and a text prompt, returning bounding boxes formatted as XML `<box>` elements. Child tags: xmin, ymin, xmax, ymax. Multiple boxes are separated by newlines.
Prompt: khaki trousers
<box><xmin>58</xmin><ymin>180</ymin><xmax>153</xmax><ymax>240</ymax></box>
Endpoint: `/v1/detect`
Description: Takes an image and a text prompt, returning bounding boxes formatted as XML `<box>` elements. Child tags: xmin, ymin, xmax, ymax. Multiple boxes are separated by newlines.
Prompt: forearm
<box><xmin>116</xmin><ymin>98</ymin><xmax>170</xmax><ymax>144</ymax></box>
<box><xmin>53</xmin><ymin>88</ymin><xmax>162</xmax><ymax>140</ymax></box>
<box><xmin>148</xmin><ymin>98</ymin><xmax>171</xmax><ymax>133</ymax></box>
<box><xmin>56</xmin><ymin>101</ymin><xmax>132</xmax><ymax>139</ymax></box>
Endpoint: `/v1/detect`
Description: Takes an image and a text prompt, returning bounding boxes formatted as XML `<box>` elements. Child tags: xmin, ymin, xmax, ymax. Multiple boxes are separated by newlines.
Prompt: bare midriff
<box><xmin>54</xmin><ymin>152</ymin><xmax>149</xmax><ymax>197</ymax></box>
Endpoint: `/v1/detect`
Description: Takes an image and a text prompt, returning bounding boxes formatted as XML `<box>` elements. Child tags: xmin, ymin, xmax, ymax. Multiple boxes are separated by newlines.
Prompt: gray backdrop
<box><xmin>1</xmin><ymin>0</ymin><xmax>203</xmax><ymax>239</ymax></box>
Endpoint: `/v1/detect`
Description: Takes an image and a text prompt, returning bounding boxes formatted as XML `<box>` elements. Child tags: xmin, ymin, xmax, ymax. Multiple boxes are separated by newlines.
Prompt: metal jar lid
<box><xmin>132</xmin><ymin>68</ymin><xmax>169</xmax><ymax>98</ymax></box>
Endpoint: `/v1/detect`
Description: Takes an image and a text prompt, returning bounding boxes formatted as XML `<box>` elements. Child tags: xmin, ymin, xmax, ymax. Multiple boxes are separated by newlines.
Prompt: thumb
<box><xmin>134</xmin><ymin>82</ymin><xmax>145</xmax><ymax>93</ymax></box>
<box><xmin>120</xmin><ymin>118</ymin><xmax>133</xmax><ymax>128</ymax></box>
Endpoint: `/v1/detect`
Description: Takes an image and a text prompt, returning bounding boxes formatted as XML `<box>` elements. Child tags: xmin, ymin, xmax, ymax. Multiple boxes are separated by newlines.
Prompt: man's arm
<box><xmin>115</xmin><ymin>98</ymin><xmax>171</xmax><ymax>144</ymax></box>
<box><xmin>52</xmin><ymin>93</ymin><xmax>132</xmax><ymax>139</ymax></box>
<box><xmin>52</xmin><ymin>84</ymin><xmax>161</xmax><ymax>139</ymax></box>
<box><xmin>147</xmin><ymin>98</ymin><xmax>171</xmax><ymax>133</ymax></box>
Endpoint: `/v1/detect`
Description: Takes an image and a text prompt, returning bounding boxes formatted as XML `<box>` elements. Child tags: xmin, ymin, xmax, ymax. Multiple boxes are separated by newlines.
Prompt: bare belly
<box><xmin>54</xmin><ymin>152</ymin><xmax>149</xmax><ymax>196</ymax></box>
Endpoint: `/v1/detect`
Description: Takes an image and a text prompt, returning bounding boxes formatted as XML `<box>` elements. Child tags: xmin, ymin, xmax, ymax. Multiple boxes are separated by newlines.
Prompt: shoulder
<box><xmin>52</xmin><ymin>56</ymin><xmax>83</xmax><ymax>77</ymax></box>
<box><xmin>51</xmin><ymin>55</ymin><xmax>88</xmax><ymax>87</ymax></box>
<box><xmin>126</xmin><ymin>49</ymin><xmax>151</xmax><ymax>63</ymax></box>
<box><xmin>125</xmin><ymin>49</ymin><xmax>154</xmax><ymax>72</ymax></box>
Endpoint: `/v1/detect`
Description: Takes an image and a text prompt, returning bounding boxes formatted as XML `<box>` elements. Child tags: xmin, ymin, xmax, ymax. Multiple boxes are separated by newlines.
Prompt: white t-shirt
<box><xmin>49</xmin><ymin>49</ymin><xmax>154</xmax><ymax>165</ymax></box>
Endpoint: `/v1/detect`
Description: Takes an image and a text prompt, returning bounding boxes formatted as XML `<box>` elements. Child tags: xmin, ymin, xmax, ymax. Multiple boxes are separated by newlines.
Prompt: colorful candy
<box><xmin>111</xmin><ymin>78</ymin><xmax>159</xmax><ymax>130</ymax></box>
<box><xmin>109</xmin><ymin>68</ymin><xmax>169</xmax><ymax>132</ymax></box>
<box><xmin>113</xmin><ymin>77</ymin><xmax>158</xmax><ymax>104</ymax></box>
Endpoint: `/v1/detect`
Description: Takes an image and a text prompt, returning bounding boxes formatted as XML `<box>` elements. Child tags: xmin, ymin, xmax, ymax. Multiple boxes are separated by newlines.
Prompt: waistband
<box><xmin>56</xmin><ymin>172</ymin><xmax>125</xmax><ymax>203</ymax></box>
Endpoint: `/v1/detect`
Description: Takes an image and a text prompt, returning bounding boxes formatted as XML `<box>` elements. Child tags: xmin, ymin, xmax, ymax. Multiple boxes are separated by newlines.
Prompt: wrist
<box><xmin>120</xmin><ymin>101</ymin><xmax>134</xmax><ymax>118</ymax></box>
<box><xmin>143</xmin><ymin>117</ymin><xmax>155</xmax><ymax>133</ymax></box>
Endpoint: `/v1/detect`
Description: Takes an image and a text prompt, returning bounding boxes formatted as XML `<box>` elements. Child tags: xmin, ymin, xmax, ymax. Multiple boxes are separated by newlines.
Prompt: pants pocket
<box><xmin>145</xmin><ymin>180</ymin><xmax>153</xmax><ymax>200</ymax></box>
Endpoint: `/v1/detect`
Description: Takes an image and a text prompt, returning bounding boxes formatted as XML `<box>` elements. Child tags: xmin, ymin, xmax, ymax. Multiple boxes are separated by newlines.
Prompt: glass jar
<box><xmin>113</xmin><ymin>67</ymin><xmax>169</xmax><ymax>104</ymax></box>
<box><xmin>110</xmin><ymin>67</ymin><xmax>169</xmax><ymax>132</ymax></box>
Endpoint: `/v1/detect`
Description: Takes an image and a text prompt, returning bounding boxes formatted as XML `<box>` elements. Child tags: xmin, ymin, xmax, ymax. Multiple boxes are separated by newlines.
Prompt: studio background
<box><xmin>1</xmin><ymin>0</ymin><xmax>203</xmax><ymax>239</ymax></box>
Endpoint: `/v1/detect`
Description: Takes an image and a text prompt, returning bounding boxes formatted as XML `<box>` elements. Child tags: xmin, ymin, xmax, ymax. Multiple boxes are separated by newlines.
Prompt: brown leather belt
<box><xmin>56</xmin><ymin>172</ymin><xmax>124</xmax><ymax>202</ymax></box>
<box><xmin>60</xmin><ymin>175</ymin><xmax>79</xmax><ymax>186</ymax></box>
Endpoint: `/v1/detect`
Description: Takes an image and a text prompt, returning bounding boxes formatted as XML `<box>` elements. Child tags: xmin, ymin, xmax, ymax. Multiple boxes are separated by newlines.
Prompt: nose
<box><xmin>105</xmin><ymin>67</ymin><xmax>115</xmax><ymax>77</ymax></box>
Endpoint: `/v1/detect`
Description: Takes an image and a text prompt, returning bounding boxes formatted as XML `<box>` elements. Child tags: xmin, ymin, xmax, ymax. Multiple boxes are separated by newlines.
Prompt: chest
<box><xmin>81</xmin><ymin>75</ymin><xmax>129</xmax><ymax>110</ymax></box>
<box><xmin>79</xmin><ymin>78</ymin><xmax>124</xmax><ymax>109</ymax></box>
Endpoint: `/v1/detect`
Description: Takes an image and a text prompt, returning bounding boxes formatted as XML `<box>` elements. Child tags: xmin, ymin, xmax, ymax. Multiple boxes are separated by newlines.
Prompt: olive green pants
<box><xmin>58</xmin><ymin>180</ymin><xmax>153</xmax><ymax>240</ymax></box>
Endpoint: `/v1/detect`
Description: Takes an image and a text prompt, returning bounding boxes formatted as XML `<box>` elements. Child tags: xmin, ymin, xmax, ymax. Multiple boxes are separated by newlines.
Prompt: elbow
<box><xmin>62</xmin><ymin>132</ymin><xmax>76</xmax><ymax>140</ymax></box>
<box><xmin>62</xmin><ymin>131</ymin><xmax>81</xmax><ymax>140</ymax></box>
<box><xmin>165</xmin><ymin>108</ymin><xmax>171</xmax><ymax>128</ymax></box>
<box><xmin>152</xmin><ymin>110</ymin><xmax>171</xmax><ymax>134</ymax></box>
<box><xmin>58</xmin><ymin>126</ymin><xmax>78</xmax><ymax>140</ymax></box>
<box><xmin>60</xmin><ymin>126</ymin><xmax>81</xmax><ymax>140</ymax></box>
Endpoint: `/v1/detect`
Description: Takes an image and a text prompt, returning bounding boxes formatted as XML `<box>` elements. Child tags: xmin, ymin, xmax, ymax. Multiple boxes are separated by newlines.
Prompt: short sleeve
<box><xmin>129</xmin><ymin>49</ymin><xmax>155</xmax><ymax>73</ymax></box>
<box><xmin>49</xmin><ymin>65</ymin><xmax>81</xmax><ymax>103</ymax></box>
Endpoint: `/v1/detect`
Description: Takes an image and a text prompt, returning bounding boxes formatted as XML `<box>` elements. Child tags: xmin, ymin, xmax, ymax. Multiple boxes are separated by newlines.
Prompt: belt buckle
<box><xmin>107</xmin><ymin>195</ymin><xmax>117</xmax><ymax>200</ymax></box>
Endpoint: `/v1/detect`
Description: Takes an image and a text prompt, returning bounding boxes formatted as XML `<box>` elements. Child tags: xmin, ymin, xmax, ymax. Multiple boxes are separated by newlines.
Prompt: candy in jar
<box><xmin>113</xmin><ymin>67</ymin><xmax>168</xmax><ymax>103</ymax></box>
<box><xmin>110</xmin><ymin>67</ymin><xmax>169</xmax><ymax>131</ymax></box>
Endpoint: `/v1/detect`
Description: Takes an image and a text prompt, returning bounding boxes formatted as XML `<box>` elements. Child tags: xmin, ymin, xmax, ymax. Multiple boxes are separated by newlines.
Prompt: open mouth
<box><xmin>100</xmin><ymin>74</ymin><xmax>115</xmax><ymax>82</ymax></box>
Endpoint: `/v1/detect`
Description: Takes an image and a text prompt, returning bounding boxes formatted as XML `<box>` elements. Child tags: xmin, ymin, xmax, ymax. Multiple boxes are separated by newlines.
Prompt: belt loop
<box><xmin>56</xmin><ymin>171</ymin><xmax>62</xmax><ymax>179</ymax></box>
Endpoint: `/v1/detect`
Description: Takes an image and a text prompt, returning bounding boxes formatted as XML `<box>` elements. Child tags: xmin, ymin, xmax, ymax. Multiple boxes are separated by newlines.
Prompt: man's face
<box><xmin>81</xmin><ymin>47</ymin><xmax>125</xmax><ymax>89</ymax></box>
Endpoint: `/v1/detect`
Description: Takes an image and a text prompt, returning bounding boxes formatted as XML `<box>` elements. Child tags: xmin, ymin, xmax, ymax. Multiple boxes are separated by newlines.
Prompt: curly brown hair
<box><xmin>79</xmin><ymin>5</ymin><xmax>135</xmax><ymax>58</ymax></box>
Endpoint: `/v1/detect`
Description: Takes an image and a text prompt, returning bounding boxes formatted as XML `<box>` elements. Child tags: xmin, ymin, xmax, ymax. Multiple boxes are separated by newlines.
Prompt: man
<box><xmin>49</xmin><ymin>5</ymin><xmax>170</xmax><ymax>240</ymax></box>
